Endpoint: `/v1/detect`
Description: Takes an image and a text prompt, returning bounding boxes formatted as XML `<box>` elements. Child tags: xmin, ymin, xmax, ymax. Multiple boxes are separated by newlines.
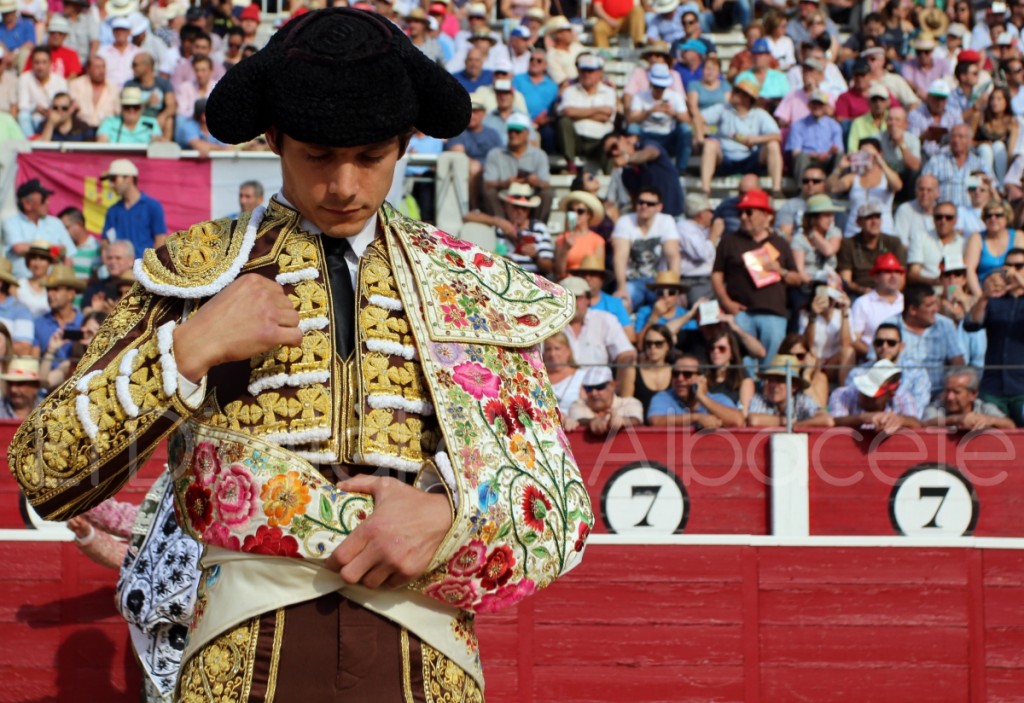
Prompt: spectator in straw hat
<box><xmin>747</xmin><ymin>353</ymin><xmax>834</xmax><ymax>427</ymax></box>
<box><xmin>569</xmin><ymin>253</ymin><xmax>635</xmax><ymax>341</ymax></box>
<box><xmin>405</xmin><ymin>8</ymin><xmax>444</xmax><ymax>65</ymax></box>
<box><xmin>0</xmin><ymin>357</ymin><xmax>41</xmax><ymax>420</ymax></box>
<box><xmin>695</xmin><ymin>78</ymin><xmax>784</xmax><ymax>196</ymax></box>
<box><xmin>646</xmin><ymin>0</ymin><xmax>684</xmax><ymax>46</ymax></box>
<box><xmin>14</xmin><ymin>240</ymin><xmax>55</xmax><ymax>316</ymax></box>
<box><xmin>545</xmin><ymin>15</ymin><xmax>584</xmax><ymax>86</ymax></box>
<box><xmin>35</xmin><ymin>263</ymin><xmax>85</xmax><ymax>364</ymax></box>
<box><xmin>100</xmin><ymin>157</ymin><xmax>167</xmax><ymax>252</ymax></box>
<box><xmin>3</xmin><ymin>179</ymin><xmax>76</xmax><ymax>282</ymax></box>
<box><xmin>464</xmin><ymin>182</ymin><xmax>554</xmax><ymax>274</ymax></box>
<box><xmin>829</xmin><ymin>358</ymin><xmax>921</xmax><ymax>429</ymax></box>
<box><xmin>635</xmin><ymin>271</ymin><xmax>701</xmax><ymax>341</ymax></box>
<box><xmin>554</xmin><ymin>190</ymin><xmax>606</xmax><ymax>278</ymax></box>
<box><xmin>96</xmin><ymin>85</ymin><xmax>162</xmax><ymax>143</ymax></box>
<box><xmin>0</xmin><ymin>257</ymin><xmax>34</xmax><ymax>355</ymax></box>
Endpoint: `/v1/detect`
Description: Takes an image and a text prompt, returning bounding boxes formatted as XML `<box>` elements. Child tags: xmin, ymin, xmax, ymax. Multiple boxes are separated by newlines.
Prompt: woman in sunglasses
<box><xmin>554</xmin><ymin>190</ymin><xmax>606</xmax><ymax>279</ymax></box>
<box><xmin>964</xmin><ymin>200</ymin><xmax>1024</xmax><ymax>297</ymax></box>
<box><xmin>544</xmin><ymin>331</ymin><xmax>584</xmax><ymax>415</ymax></box>
<box><xmin>703</xmin><ymin>327</ymin><xmax>755</xmax><ymax>414</ymax></box>
<box><xmin>618</xmin><ymin>323</ymin><xmax>676</xmax><ymax>421</ymax></box>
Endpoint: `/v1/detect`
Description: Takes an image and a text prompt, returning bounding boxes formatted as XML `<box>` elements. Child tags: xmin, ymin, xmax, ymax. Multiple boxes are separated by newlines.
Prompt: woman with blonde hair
<box><xmin>544</xmin><ymin>330</ymin><xmax>583</xmax><ymax>414</ymax></box>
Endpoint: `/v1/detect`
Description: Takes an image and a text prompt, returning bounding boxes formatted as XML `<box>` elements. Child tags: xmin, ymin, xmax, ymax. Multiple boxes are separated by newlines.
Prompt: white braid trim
<box><xmin>368</xmin><ymin>294</ymin><xmax>403</xmax><ymax>311</ymax></box>
<box><xmin>264</xmin><ymin>427</ymin><xmax>332</xmax><ymax>446</ymax></box>
<box><xmin>76</xmin><ymin>394</ymin><xmax>99</xmax><ymax>441</ymax></box>
<box><xmin>156</xmin><ymin>321</ymin><xmax>179</xmax><ymax>398</ymax></box>
<box><xmin>115</xmin><ymin>349</ymin><xmax>141</xmax><ymax>417</ymax></box>
<box><xmin>434</xmin><ymin>449</ymin><xmax>459</xmax><ymax>510</ymax></box>
<box><xmin>299</xmin><ymin>317</ymin><xmax>329</xmax><ymax>332</ymax></box>
<box><xmin>275</xmin><ymin>267</ymin><xmax>320</xmax><ymax>285</ymax></box>
<box><xmin>75</xmin><ymin>370</ymin><xmax>101</xmax><ymax>394</ymax></box>
<box><xmin>365</xmin><ymin>338</ymin><xmax>418</xmax><ymax>360</ymax></box>
<box><xmin>366</xmin><ymin>394</ymin><xmax>434</xmax><ymax>416</ymax></box>
<box><xmin>294</xmin><ymin>450</ymin><xmax>339</xmax><ymax>463</ymax></box>
<box><xmin>354</xmin><ymin>452</ymin><xmax>422</xmax><ymax>474</ymax></box>
<box><xmin>247</xmin><ymin>370</ymin><xmax>331</xmax><ymax>396</ymax></box>
<box><xmin>134</xmin><ymin>205</ymin><xmax>266</xmax><ymax>299</ymax></box>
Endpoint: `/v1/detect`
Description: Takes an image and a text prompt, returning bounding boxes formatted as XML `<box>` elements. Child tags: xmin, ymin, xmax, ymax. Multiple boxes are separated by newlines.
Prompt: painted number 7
<box><xmin>919</xmin><ymin>486</ymin><xmax>950</xmax><ymax>528</ymax></box>
<box><xmin>632</xmin><ymin>485</ymin><xmax>662</xmax><ymax>528</ymax></box>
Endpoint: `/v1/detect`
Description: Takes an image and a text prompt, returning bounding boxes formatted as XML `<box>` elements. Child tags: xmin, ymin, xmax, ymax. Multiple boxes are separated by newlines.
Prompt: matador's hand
<box><xmin>174</xmin><ymin>274</ymin><xmax>302</xmax><ymax>382</ymax></box>
<box><xmin>324</xmin><ymin>475</ymin><xmax>454</xmax><ymax>589</ymax></box>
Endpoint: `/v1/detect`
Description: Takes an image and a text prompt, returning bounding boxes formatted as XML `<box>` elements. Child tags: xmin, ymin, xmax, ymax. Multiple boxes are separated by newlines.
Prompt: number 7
<box><xmin>919</xmin><ymin>486</ymin><xmax>950</xmax><ymax>528</ymax></box>
<box><xmin>632</xmin><ymin>485</ymin><xmax>662</xmax><ymax>528</ymax></box>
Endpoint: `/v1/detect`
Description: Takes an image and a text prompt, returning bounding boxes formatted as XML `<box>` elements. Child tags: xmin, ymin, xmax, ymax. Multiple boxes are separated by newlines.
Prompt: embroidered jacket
<box><xmin>9</xmin><ymin>199</ymin><xmax>593</xmax><ymax>619</ymax></box>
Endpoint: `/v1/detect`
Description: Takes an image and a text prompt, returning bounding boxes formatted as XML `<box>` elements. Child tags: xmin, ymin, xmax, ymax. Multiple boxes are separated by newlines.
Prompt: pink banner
<box><xmin>16</xmin><ymin>152</ymin><xmax>213</xmax><ymax>237</ymax></box>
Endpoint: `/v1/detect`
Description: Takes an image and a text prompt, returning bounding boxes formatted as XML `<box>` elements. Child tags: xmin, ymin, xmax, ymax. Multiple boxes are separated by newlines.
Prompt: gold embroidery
<box><xmin>277</xmin><ymin>236</ymin><xmax>320</xmax><ymax>273</ymax></box>
<box><xmin>401</xmin><ymin>629</ymin><xmax>415</xmax><ymax>703</ymax></box>
<box><xmin>421</xmin><ymin>643</ymin><xmax>484</xmax><ymax>703</ymax></box>
<box><xmin>265</xmin><ymin>609</ymin><xmax>285</xmax><ymax>703</ymax></box>
<box><xmin>249</xmin><ymin>331</ymin><xmax>330</xmax><ymax>384</ymax></box>
<box><xmin>289</xmin><ymin>279</ymin><xmax>328</xmax><ymax>320</ymax></box>
<box><xmin>140</xmin><ymin>218</ymin><xmax>241</xmax><ymax>288</ymax></box>
<box><xmin>210</xmin><ymin>385</ymin><xmax>330</xmax><ymax>438</ymax></box>
<box><xmin>178</xmin><ymin>617</ymin><xmax>261</xmax><ymax>702</ymax></box>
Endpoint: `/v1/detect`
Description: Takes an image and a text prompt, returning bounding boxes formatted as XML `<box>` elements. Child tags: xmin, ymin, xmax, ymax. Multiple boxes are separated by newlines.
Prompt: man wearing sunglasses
<box><xmin>648</xmin><ymin>355</ymin><xmax>743</xmax><ymax>428</ymax></box>
<box><xmin>36</xmin><ymin>90</ymin><xmax>94</xmax><ymax>142</ymax></box>
<box><xmin>845</xmin><ymin>322</ymin><xmax>932</xmax><ymax>415</ymax></box>
<box><xmin>829</xmin><ymin>358</ymin><xmax>922</xmax><ymax>431</ymax></box>
<box><xmin>563</xmin><ymin>366</ymin><xmax>643</xmax><ymax>435</ymax></box>
<box><xmin>966</xmin><ymin>247</ymin><xmax>1024</xmax><ymax>425</ymax></box>
<box><xmin>775</xmin><ymin>165</ymin><xmax>828</xmax><ymax>240</ymax></box>
<box><xmin>908</xmin><ymin>200</ymin><xmax>963</xmax><ymax>286</ymax></box>
<box><xmin>895</xmin><ymin>174</ymin><xmax>939</xmax><ymax>250</ymax></box>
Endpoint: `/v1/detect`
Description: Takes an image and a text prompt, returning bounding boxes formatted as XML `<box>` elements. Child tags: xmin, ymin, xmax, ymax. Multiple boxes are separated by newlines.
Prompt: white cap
<box><xmin>649</xmin><ymin>62</ymin><xmax>672</xmax><ymax>88</ymax></box>
<box><xmin>580</xmin><ymin>366</ymin><xmax>613</xmax><ymax>387</ymax></box>
<box><xmin>577</xmin><ymin>54</ymin><xmax>604</xmax><ymax>71</ymax></box>
<box><xmin>47</xmin><ymin>14</ymin><xmax>71</xmax><ymax>34</ymax></box>
<box><xmin>560</xmin><ymin>276</ymin><xmax>589</xmax><ymax>296</ymax></box>
<box><xmin>853</xmin><ymin>359</ymin><xmax>902</xmax><ymax>398</ymax></box>
<box><xmin>103</xmin><ymin>158</ymin><xmax>139</xmax><ymax>178</ymax></box>
<box><xmin>494</xmin><ymin>78</ymin><xmax>513</xmax><ymax>92</ymax></box>
<box><xmin>927</xmin><ymin>79</ymin><xmax>951</xmax><ymax>97</ymax></box>
<box><xmin>110</xmin><ymin>16</ymin><xmax>132</xmax><ymax>30</ymax></box>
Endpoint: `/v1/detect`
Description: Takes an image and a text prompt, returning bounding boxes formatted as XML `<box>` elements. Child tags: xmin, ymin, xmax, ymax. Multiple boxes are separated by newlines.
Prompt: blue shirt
<box><xmin>591</xmin><ymin>292</ymin><xmax>633</xmax><ymax>331</ymax></box>
<box><xmin>34</xmin><ymin>310</ymin><xmax>83</xmax><ymax>362</ymax></box>
<box><xmin>512</xmin><ymin>74</ymin><xmax>559</xmax><ymax>121</ymax></box>
<box><xmin>0</xmin><ymin>17</ymin><xmax>35</xmax><ymax>51</ymax></box>
<box><xmin>645</xmin><ymin>8</ymin><xmax>685</xmax><ymax>45</ymax></box>
<box><xmin>2</xmin><ymin>213</ymin><xmax>77</xmax><ymax>280</ymax></box>
<box><xmin>0</xmin><ymin>295</ymin><xmax>36</xmax><ymax>345</ymax></box>
<box><xmin>405</xmin><ymin>134</ymin><xmax>444</xmax><ymax>176</ymax></box>
<box><xmin>102</xmin><ymin>192</ymin><xmax>168</xmax><ymax>254</ymax></box>
<box><xmin>921</xmin><ymin>148</ymin><xmax>993</xmax><ymax>208</ymax></box>
<box><xmin>174</xmin><ymin>117</ymin><xmax>229</xmax><ymax>149</ymax></box>
<box><xmin>887</xmin><ymin>314</ymin><xmax>966</xmax><ymax>399</ymax></box>
<box><xmin>445</xmin><ymin>125</ymin><xmax>503</xmax><ymax>162</ymax></box>
<box><xmin>674</xmin><ymin>63</ymin><xmax>703</xmax><ymax>91</ymax></box>
<box><xmin>734</xmin><ymin>69</ymin><xmax>791</xmax><ymax>99</ymax></box>
<box><xmin>786</xmin><ymin>114</ymin><xmax>844</xmax><ymax>155</ymax></box>
<box><xmin>454</xmin><ymin>69</ymin><xmax>493</xmax><ymax>94</ymax></box>
<box><xmin>648</xmin><ymin>389</ymin><xmax>736</xmax><ymax>419</ymax></box>
<box><xmin>967</xmin><ymin>294</ymin><xmax>1024</xmax><ymax>398</ymax></box>
<box><xmin>635</xmin><ymin>303</ymin><xmax>697</xmax><ymax>332</ymax></box>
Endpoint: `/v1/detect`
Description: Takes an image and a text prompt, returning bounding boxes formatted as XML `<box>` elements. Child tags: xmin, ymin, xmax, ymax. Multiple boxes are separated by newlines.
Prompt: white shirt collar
<box><xmin>272</xmin><ymin>190</ymin><xmax>378</xmax><ymax>259</ymax></box>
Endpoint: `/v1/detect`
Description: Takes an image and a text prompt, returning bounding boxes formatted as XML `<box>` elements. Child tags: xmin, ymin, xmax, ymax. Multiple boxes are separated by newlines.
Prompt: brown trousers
<box><xmin>177</xmin><ymin>592</ymin><xmax>482</xmax><ymax>702</ymax></box>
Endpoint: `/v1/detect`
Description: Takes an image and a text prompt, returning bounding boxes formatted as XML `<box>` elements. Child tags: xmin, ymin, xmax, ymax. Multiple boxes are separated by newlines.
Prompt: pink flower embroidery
<box><xmin>211</xmin><ymin>463</ymin><xmax>259</xmax><ymax>527</ymax></box>
<box><xmin>522</xmin><ymin>346</ymin><xmax>545</xmax><ymax>373</ymax></box>
<box><xmin>425</xmin><ymin>577</ymin><xmax>478</xmax><ymax>609</ymax></box>
<box><xmin>448</xmin><ymin>539</ymin><xmax>487</xmax><ymax>576</ymax></box>
<box><xmin>535</xmin><ymin>275</ymin><xmax>562</xmax><ymax>295</ymax></box>
<box><xmin>442</xmin><ymin>303</ymin><xmax>469</xmax><ymax>329</ymax></box>
<box><xmin>192</xmin><ymin>442</ymin><xmax>222</xmax><ymax>486</ymax></box>
<box><xmin>437</xmin><ymin>230</ymin><xmax>474</xmax><ymax>251</ymax></box>
<box><xmin>478</xmin><ymin>544</ymin><xmax>516</xmax><ymax>590</ymax></box>
<box><xmin>476</xmin><ymin>579</ymin><xmax>537</xmax><ymax>613</ymax></box>
<box><xmin>452</xmin><ymin>362</ymin><xmax>500</xmax><ymax>400</ymax></box>
<box><xmin>202</xmin><ymin>522</ymin><xmax>240</xmax><ymax>551</ymax></box>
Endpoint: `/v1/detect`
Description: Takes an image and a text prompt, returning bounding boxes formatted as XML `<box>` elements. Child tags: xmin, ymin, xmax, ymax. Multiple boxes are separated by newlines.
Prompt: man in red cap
<box><xmin>849</xmin><ymin>253</ymin><xmax>905</xmax><ymax>357</ymax></box>
<box><xmin>711</xmin><ymin>189</ymin><xmax>799</xmax><ymax>369</ymax></box>
<box><xmin>237</xmin><ymin>4</ymin><xmax>266</xmax><ymax>49</ymax></box>
<box><xmin>837</xmin><ymin>200</ymin><xmax>907</xmax><ymax>297</ymax></box>
<box><xmin>950</xmin><ymin>50</ymin><xmax>990</xmax><ymax>125</ymax></box>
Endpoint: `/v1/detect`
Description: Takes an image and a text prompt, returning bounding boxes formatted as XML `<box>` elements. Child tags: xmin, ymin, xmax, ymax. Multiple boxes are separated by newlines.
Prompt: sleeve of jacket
<box><xmin>8</xmin><ymin>285</ymin><xmax>193</xmax><ymax>522</ymax></box>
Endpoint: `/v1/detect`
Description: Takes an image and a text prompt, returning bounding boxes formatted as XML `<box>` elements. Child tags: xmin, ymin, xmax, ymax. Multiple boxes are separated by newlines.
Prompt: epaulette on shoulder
<box><xmin>133</xmin><ymin>206</ymin><xmax>266</xmax><ymax>299</ymax></box>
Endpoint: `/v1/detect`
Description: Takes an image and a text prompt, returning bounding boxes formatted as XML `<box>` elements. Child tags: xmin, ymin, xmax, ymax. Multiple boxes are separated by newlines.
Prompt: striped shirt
<box><xmin>498</xmin><ymin>220</ymin><xmax>553</xmax><ymax>274</ymax></box>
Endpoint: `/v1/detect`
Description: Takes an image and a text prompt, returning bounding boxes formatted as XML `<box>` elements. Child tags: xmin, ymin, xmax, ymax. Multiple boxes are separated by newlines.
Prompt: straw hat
<box><xmin>0</xmin><ymin>357</ymin><xmax>41</xmax><ymax>383</ymax></box>
<box><xmin>43</xmin><ymin>264</ymin><xmax>86</xmax><ymax>291</ymax></box>
<box><xmin>561</xmin><ymin>190</ymin><xmax>605</xmax><ymax>223</ymax></box>
<box><xmin>26</xmin><ymin>239</ymin><xmax>57</xmax><ymax>262</ymax></box>
<box><xmin>568</xmin><ymin>254</ymin><xmax>611</xmax><ymax>280</ymax></box>
<box><xmin>0</xmin><ymin>258</ymin><xmax>18</xmax><ymax>287</ymax></box>
<box><xmin>498</xmin><ymin>182</ymin><xmax>541</xmax><ymax>208</ymax></box>
<box><xmin>758</xmin><ymin>354</ymin><xmax>810</xmax><ymax>390</ymax></box>
<box><xmin>646</xmin><ymin>270</ymin><xmax>690</xmax><ymax>290</ymax></box>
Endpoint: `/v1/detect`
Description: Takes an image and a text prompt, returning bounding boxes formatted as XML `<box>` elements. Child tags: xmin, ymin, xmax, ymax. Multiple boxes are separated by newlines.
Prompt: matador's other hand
<box><xmin>174</xmin><ymin>274</ymin><xmax>302</xmax><ymax>382</ymax></box>
<box><xmin>326</xmin><ymin>475</ymin><xmax>454</xmax><ymax>590</ymax></box>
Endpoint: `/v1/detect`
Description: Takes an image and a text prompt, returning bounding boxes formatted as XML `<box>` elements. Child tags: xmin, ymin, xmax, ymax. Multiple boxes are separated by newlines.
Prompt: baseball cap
<box><xmin>110</xmin><ymin>16</ymin><xmax>132</xmax><ymax>30</ymax></box>
<box><xmin>680</xmin><ymin>38</ymin><xmax>707</xmax><ymax>56</ymax></box>
<box><xmin>506</xmin><ymin>112</ymin><xmax>531</xmax><ymax>131</ymax></box>
<box><xmin>751</xmin><ymin>38</ymin><xmax>771</xmax><ymax>54</ymax></box>
<box><xmin>807</xmin><ymin>88</ymin><xmax>828</xmax><ymax>104</ymax></box>
<box><xmin>802</xmin><ymin>57</ymin><xmax>824</xmax><ymax>72</ymax></box>
<box><xmin>852</xmin><ymin>58</ymin><xmax>871</xmax><ymax>75</ymax></box>
<box><xmin>510</xmin><ymin>25</ymin><xmax>531</xmax><ymax>40</ymax></box>
<box><xmin>577</xmin><ymin>53</ymin><xmax>604</xmax><ymax>71</ymax></box>
<box><xmin>860</xmin><ymin>46</ymin><xmax>885</xmax><ymax>58</ymax></box>
<box><xmin>239</xmin><ymin>4</ymin><xmax>260</xmax><ymax>21</ymax></box>
<box><xmin>494</xmin><ymin>78</ymin><xmax>512</xmax><ymax>92</ymax></box>
<box><xmin>47</xmin><ymin>15</ymin><xmax>71</xmax><ymax>33</ymax></box>
<box><xmin>958</xmin><ymin>48</ymin><xmax>982</xmax><ymax>63</ymax></box>
<box><xmin>103</xmin><ymin>158</ymin><xmax>140</xmax><ymax>178</ymax></box>
<box><xmin>853</xmin><ymin>359</ymin><xmax>902</xmax><ymax>398</ymax></box>
<box><xmin>867</xmin><ymin>83</ymin><xmax>890</xmax><ymax>99</ymax></box>
<box><xmin>561</xmin><ymin>276</ymin><xmax>590</xmax><ymax>297</ymax></box>
<box><xmin>948</xmin><ymin>22</ymin><xmax>968</xmax><ymax>37</ymax></box>
<box><xmin>580</xmin><ymin>366</ymin><xmax>613</xmax><ymax>387</ymax></box>
<box><xmin>858</xmin><ymin>201</ymin><xmax>884</xmax><ymax>219</ymax></box>
<box><xmin>927</xmin><ymin>79</ymin><xmax>951</xmax><ymax>97</ymax></box>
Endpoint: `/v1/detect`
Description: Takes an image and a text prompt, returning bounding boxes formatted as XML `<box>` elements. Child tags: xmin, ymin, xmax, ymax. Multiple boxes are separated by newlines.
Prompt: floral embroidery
<box><xmin>185</xmin><ymin>483</ymin><xmax>213</xmax><ymax>533</ymax></box>
<box><xmin>451</xmin><ymin>362</ymin><xmax>500</xmax><ymax>400</ymax></box>
<box><xmin>575</xmin><ymin>521</ymin><xmax>591</xmax><ymax>552</ymax></box>
<box><xmin>203</xmin><ymin>522</ymin><xmax>240</xmax><ymax>551</ymax></box>
<box><xmin>476</xmin><ymin>579</ymin><xmax>536</xmax><ymax>614</ymax></box>
<box><xmin>211</xmin><ymin>463</ymin><xmax>259</xmax><ymax>527</ymax></box>
<box><xmin>192</xmin><ymin>442</ymin><xmax>221</xmax><ymax>487</ymax></box>
<box><xmin>241</xmin><ymin>524</ymin><xmax>300</xmax><ymax>557</ymax></box>
<box><xmin>478</xmin><ymin>545</ymin><xmax>515</xmax><ymax>590</ymax></box>
<box><xmin>441</xmin><ymin>304</ymin><xmax>468</xmax><ymax>329</ymax></box>
<box><xmin>424</xmin><ymin>578</ymin><xmax>478</xmax><ymax>610</ymax></box>
<box><xmin>521</xmin><ymin>485</ymin><xmax>552</xmax><ymax>533</ymax></box>
<box><xmin>260</xmin><ymin>472</ymin><xmax>311</xmax><ymax>527</ymax></box>
<box><xmin>448</xmin><ymin>540</ymin><xmax>487</xmax><ymax>576</ymax></box>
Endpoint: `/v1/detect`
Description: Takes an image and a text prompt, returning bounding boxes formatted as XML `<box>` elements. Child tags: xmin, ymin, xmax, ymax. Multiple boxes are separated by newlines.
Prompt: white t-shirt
<box><xmin>629</xmin><ymin>87</ymin><xmax>687</xmax><ymax>136</ymax></box>
<box><xmin>799</xmin><ymin>307</ymin><xmax>844</xmax><ymax>360</ymax></box>
<box><xmin>559</xmin><ymin>82</ymin><xmax>617</xmax><ymax>140</ymax></box>
<box><xmin>849</xmin><ymin>290</ymin><xmax>904</xmax><ymax>348</ymax></box>
<box><xmin>565</xmin><ymin>309</ymin><xmax>635</xmax><ymax>367</ymax></box>
<box><xmin>611</xmin><ymin>212</ymin><xmax>680</xmax><ymax>280</ymax></box>
<box><xmin>907</xmin><ymin>231</ymin><xmax>965</xmax><ymax>281</ymax></box>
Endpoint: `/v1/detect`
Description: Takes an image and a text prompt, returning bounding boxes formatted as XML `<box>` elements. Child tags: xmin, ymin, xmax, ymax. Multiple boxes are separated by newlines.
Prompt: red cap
<box><xmin>289</xmin><ymin>5</ymin><xmax>309</xmax><ymax>19</ymax></box>
<box><xmin>737</xmin><ymin>189</ymin><xmax>774</xmax><ymax>213</ymax></box>
<box><xmin>958</xmin><ymin>49</ymin><xmax>982</xmax><ymax>63</ymax></box>
<box><xmin>239</xmin><ymin>4</ymin><xmax>260</xmax><ymax>21</ymax></box>
<box><xmin>429</xmin><ymin>2</ymin><xmax>448</xmax><ymax>13</ymax></box>
<box><xmin>870</xmin><ymin>252</ymin><xmax>906</xmax><ymax>275</ymax></box>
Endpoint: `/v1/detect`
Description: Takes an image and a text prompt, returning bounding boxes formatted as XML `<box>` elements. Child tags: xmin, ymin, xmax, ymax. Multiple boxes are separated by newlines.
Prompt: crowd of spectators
<box><xmin>3</xmin><ymin>0</ymin><xmax>1024</xmax><ymax>433</ymax></box>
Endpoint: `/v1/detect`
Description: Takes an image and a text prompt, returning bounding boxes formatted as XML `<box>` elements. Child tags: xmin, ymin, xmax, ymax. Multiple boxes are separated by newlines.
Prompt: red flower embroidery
<box><xmin>191</xmin><ymin>441</ymin><xmax>222</xmax><ymax>486</ymax></box>
<box><xmin>203</xmin><ymin>522</ymin><xmax>240</xmax><ymax>551</ymax></box>
<box><xmin>444</xmin><ymin>251</ymin><xmax>466</xmax><ymax>268</ymax></box>
<box><xmin>241</xmin><ymin>525</ymin><xmax>301</xmax><ymax>557</ymax></box>
<box><xmin>515</xmin><ymin>314</ymin><xmax>540</xmax><ymax>327</ymax></box>
<box><xmin>472</xmin><ymin>252</ymin><xmax>494</xmax><ymax>269</ymax></box>
<box><xmin>484</xmin><ymin>399</ymin><xmax>513</xmax><ymax>434</ymax></box>
<box><xmin>575</xmin><ymin>521</ymin><xmax>591</xmax><ymax>552</ymax></box>
<box><xmin>507</xmin><ymin>395</ymin><xmax>538</xmax><ymax>432</ymax></box>
<box><xmin>476</xmin><ymin>579</ymin><xmax>537</xmax><ymax>613</ymax></box>
<box><xmin>521</xmin><ymin>485</ymin><xmax>552</xmax><ymax>533</ymax></box>
<box><xmin>448</xmin><ymin>539</ymin><xmax>487</xmax><ymax>576</ymax></box>
<box><xmin>184</xmin><ymin>483</ymin><xmax>213</xmax><ymax>533</ymax></box>
<box><xmin>425</xmin><ymin>577</ymin><xmax>478</xmax><ymax>609</ymax></box>
<box><xmin>477</xmin><ymin>544</ymin><xmax>516</xmax><ymax>590</ymax></box>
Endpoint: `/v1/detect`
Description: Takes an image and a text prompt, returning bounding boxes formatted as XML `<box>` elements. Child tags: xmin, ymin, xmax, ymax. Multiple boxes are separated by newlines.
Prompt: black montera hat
<box><xmin>206</xmin><ymin>8</ymin><xmax>471</xmax><ymax>146</ymax></box>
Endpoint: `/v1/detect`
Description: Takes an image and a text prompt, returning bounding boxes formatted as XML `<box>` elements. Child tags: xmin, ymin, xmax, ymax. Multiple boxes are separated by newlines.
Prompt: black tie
<box><xmin>321</xmin><ymin>235</ymin><xmax>356</xmax><ymax>359</ymax></box>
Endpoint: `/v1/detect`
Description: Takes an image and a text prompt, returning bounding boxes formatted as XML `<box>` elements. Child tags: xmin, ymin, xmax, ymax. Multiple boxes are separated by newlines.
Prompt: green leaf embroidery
<box><xmin>320</xmin><ymin>494</ymin><xmax>332</xmax><ymax>523</ymax></box>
